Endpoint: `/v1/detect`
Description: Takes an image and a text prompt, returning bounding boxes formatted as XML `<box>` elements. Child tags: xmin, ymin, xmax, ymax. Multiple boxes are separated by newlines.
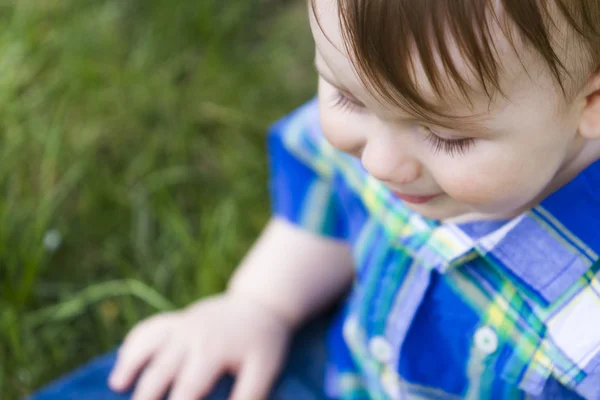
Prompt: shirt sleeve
<box><xmin>267</xmin><ymin>99</ymin><xmax>347</xmax><ymax>239</ymax></box>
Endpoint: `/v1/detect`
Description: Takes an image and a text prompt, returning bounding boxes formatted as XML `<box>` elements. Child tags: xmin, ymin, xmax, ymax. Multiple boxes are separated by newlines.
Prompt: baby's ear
<box><xmin>579</xmin><ymin>73</ymin><xmax>600</xmax><ymax>140</ymax></box>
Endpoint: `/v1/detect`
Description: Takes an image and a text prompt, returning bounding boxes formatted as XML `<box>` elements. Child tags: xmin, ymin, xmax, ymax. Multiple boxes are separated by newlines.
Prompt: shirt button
<box><xmin>343</xmin><ymin>315</ymin><xmax>361</xmax><ymax>341</ymax></box>
<box><xmin>475</xmin><ymin>325</ymin><xmax>498</xmax><ymax>355</ymax></box>
<box><xmin>369</xmin><ymin>336</ymin><xmax>394</xmax><ymax>363</ymax></box>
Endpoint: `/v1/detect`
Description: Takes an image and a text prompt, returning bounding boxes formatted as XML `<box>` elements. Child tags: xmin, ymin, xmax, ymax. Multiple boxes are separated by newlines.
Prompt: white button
<box><xmin>369</xmin><ymin>336</ymin><xmax>394</xmax><ymax>363</ymax></box>
<box><xmin>343</xmin><ymin>316</ymin><xmax>360</xmax><ymax>341</ymax></box>
<box><xmin>343</xmin><ymin>316</ymin><xmax>357</xmax><ymax>339</ymax></box>
<box><xmin>474</xmin><ymin>326</ymin><xmax>498</xmax><ymax>355</ymax></box>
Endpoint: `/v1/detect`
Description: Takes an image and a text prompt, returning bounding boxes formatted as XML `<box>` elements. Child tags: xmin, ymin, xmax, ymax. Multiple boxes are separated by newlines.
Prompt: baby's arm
<box><xmin>229</xmin><ymin>217</ymin><xmax>354</xmax><ymax>328</ymax></box>
<box><xmin>109</xmin><ymin>217</ymin><xmax>354</xmax><ymax>400</ymax></box>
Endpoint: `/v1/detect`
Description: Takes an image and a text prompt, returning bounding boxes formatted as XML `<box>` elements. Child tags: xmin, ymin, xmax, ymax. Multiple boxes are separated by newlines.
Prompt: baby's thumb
<box><xmin>230</xmin><ymin>352</ymin><xmax>285</xmax><ymax>400</ymax></box>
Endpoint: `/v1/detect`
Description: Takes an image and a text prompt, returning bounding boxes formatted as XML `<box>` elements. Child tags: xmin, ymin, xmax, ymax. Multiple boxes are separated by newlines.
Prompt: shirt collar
<box><xmin>452</xmin><ymin>159</ymin><xmax>600</xmax><ymax>304</ymax></box>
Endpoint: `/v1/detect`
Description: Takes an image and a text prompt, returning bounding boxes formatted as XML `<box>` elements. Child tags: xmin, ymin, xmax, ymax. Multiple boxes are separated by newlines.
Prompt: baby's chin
<box><xmin>401</xmin><ymin>195</ymin><xmax>468</xmax><ymax>221</ymax></box>
<box><xmin>404</xmin><ymin>196</ymin><xmax>520</xmax><ymax>224</ymax></box>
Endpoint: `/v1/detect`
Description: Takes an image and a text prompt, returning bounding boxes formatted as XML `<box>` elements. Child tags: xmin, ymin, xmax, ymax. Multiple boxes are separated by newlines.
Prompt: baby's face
<box><xmin>309</xmin><ymin>1</ymin><xmax>599</xmax><ymax>222</ymax></box>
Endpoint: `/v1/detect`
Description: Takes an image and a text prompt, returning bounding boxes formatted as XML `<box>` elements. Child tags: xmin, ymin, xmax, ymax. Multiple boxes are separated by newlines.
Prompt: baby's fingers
<box><xmin>109</xmin><ymin>318</ymin><xmax>170</xmax><ymax>391</ymax></box>
<box><xmin>132</xmin><ymin>342</ymin><xmax>185</xmax><ymax>400</ymax></box>
<box><xmin>230</xmin><ymin>351</ymin><xmax>284</xmax><ymax>400</ymax></box>
<box><xmin>168</xmin><ymin>350</ymin><xmax>225</xmax><ymax>400</ymax></box>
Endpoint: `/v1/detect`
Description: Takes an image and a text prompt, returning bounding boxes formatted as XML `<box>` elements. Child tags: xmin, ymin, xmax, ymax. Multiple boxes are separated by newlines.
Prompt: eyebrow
<box><xmin>313</xmin><ymin>60</ymin><xmax>494</xmax><ymax>136</ymax></box>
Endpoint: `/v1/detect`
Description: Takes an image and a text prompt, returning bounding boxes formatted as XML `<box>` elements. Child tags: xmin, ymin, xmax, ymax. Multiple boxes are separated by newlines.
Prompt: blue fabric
<box><xmin>397</xmin><ymin>271</ymin><xmax>479</xmax><ymax>395</ymax></box>
<box><xmin>28</xmin><ymin>314</ymin><xmax>334</xmax><ymax>400</ymax></box>
<box><xmin>540</xmin><ymin>158</ymin><xmax>600</xmax><ymax>254</ymax></box>
<box><xmin>268</xmin><ymin>108</ymin><xmax>346</xmax><ymax>240</ymax></box>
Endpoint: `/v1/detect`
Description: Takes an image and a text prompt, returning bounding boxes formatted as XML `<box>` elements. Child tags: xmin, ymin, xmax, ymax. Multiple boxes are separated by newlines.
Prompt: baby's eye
<box><xmin>423</xmin><ymin>127</ymin><xmax>475</xmax><ymax>157</ymax></box>
<box><xmin>331</xmin><ymin>90</ymin><xmax>366</xmax><ymax>113</ymax></box>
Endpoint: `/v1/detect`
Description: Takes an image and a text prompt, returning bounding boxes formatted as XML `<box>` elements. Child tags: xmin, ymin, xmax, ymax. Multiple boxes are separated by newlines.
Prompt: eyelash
<box><xmin>331</xmin><ymin>90</ymin><xmax>364</xmax><ymax>113</ymax></box>
<box><xmin>423</xmin><ymin>129</ymin><xmax>475</xmax><ymax>157</ymax></box>
<box><xmin>331</xmin><ymin>90</ymin><xmax>475</xmax><ymax>157</ymax></box>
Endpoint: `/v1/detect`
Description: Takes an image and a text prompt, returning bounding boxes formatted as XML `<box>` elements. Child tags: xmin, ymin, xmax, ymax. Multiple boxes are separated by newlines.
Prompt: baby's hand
<box><xmin>108</xmin><ymin>293</ymin><xmax>293</xmax><ymax>400</ymax></box>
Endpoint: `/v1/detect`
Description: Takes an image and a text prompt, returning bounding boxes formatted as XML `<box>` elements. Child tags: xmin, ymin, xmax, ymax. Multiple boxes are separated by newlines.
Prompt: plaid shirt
<box><xmin>268</xmin><ymin>99</ymin><xmax>600</xmax><ymax>399</ymax></box>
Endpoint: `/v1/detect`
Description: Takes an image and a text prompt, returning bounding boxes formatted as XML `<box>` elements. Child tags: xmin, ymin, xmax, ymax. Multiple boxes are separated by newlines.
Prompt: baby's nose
<box><xmin>361</xmin><ymin>137</ymin><xmax>422</xmax><ymax>185</ymax></box>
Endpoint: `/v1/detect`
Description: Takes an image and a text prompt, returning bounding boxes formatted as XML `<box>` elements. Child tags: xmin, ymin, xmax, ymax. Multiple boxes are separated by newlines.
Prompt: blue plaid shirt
<box><xmin>268</xmin><ymin>99</ymin><xmax>600</xmax><ymax>399</ymax></box>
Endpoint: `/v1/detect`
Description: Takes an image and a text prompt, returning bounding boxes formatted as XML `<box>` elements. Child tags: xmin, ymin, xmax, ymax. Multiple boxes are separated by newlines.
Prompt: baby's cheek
<box><xmin>438</xmin><ymin>161</ymin><xmax>545</xmax><ymax>209</ymax></box>
<box><xmin>442</xmin><ymin>172</ymin><xmax>504</xmax><ymax>205</ymax></box>
<box><xmin>319</xmin><ymin>108</ymin><xmax>363</xmax><ymax>155</ymax></box>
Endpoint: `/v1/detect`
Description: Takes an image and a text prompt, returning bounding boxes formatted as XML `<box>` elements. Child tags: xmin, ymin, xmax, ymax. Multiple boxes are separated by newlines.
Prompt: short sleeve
<box><xmin>267</xmin><ymin>99</ymin><xmax>346</xmax><ymax>239</ymax></box>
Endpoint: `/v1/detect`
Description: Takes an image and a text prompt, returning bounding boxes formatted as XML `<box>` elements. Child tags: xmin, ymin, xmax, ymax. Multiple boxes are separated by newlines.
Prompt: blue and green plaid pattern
<box><xmin>268</xmin><ymin>99</ymin><xmax>600</xmax><ymax>399</ymax></box>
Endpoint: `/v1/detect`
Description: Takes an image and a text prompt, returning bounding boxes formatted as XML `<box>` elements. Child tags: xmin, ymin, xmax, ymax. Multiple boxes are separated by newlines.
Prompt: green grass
<box><xmin>0</xmin><ymin>1</ymin><xmax>315</xmax><ymax>398</ymax></box>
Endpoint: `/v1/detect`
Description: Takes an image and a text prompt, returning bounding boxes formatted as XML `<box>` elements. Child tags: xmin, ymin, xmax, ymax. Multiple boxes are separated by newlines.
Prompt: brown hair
<box><xmin>311</xmin><ymin>0</ymin><xmax>600</xmax><ymax>119</ymax></box>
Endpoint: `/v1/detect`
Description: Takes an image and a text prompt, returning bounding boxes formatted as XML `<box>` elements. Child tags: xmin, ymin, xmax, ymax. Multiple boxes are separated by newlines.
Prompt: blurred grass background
<box><xmin>0</xmin><ymin>0</ymin><xmax>315</xmax><ymax>398</ymax></box>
